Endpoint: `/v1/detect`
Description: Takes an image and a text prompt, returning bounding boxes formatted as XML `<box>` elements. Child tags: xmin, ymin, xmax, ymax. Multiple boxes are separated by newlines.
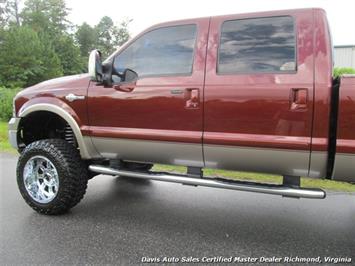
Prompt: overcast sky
<box><xmin>67</xmin><ymin>0</ymin><xmax>355</xmax><ymax>45</ymax></box>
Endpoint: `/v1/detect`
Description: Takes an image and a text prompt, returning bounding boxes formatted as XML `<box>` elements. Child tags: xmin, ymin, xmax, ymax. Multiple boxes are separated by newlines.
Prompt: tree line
<box><xmin>0</xmin><ymin>0</ymin><xmax>130</xmax><ymax>88</ymax></box>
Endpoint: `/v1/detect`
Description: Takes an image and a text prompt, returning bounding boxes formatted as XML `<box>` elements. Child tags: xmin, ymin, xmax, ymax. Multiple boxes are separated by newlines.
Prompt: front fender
<box><xmin>17</xmin><ymin>97</ymin><xmax>99</xmax><ymax>159</ymax></box>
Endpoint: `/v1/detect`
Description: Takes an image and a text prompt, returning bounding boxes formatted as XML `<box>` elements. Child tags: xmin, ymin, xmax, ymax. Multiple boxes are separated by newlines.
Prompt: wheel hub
<box><xmin>23</xmin><ymin>156</ymin><xmax>59</xmax><ymax>204</ymax></box>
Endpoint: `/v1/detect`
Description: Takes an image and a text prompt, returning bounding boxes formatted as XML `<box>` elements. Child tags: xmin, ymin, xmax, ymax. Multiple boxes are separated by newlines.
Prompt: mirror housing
<box><xmin>88</xmin><ymin>50</ymin><xmax>103</xmax><ymax>82</ymax></box>
<box><xmin>122</xmin><ymin>69</ymin><xmax>138</xmax><ymax>83</ymax></box>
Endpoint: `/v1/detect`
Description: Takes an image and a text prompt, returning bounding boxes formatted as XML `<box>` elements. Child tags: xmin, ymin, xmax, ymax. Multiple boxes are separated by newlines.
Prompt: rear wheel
<box><xmin>17</xmin><ymin>139</ymin><xmax>88</xmax><ymax>215</ymax></box>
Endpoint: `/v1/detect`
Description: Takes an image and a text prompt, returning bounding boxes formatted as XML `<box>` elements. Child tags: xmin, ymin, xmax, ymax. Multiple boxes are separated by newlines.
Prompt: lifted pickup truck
<box><xmin>8</xmin><ymin>8</ymin><xmax>355</xmax><ymax>214</ymax></box>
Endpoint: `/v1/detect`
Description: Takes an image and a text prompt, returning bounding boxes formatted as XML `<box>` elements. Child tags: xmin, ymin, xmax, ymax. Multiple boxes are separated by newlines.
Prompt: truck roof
<box><xmin>149</xmin><ymin>7</ymin><xmax>326</xmax><ymax>29</ymax></box>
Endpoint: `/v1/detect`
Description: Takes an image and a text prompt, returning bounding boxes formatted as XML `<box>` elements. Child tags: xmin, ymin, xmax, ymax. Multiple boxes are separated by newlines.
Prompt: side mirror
<box><xmin>88</xmin><ymin>50</ymin><xmax>103</xmax><ymax>82</ymax></box>
<box><xmin>122</xmin><ymin>69</ymin><xmax>138</xmax><ymax>83</ymax></box>
<box><xmin>113</xmin><ymin>69</ymin><xmax>138</xmax><ymax>92</ymax></box>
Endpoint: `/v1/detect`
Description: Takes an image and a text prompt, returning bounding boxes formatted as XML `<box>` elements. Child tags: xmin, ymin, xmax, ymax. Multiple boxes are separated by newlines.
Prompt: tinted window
<box><xmin>218</xmin><ymin>16</ymin><xmax>296</xmax><ymax>74</ymax></box>
<box><xmin>114</xmin><ymin>25</ymin><xmax>196</xmax><ymax>77</ymax></box>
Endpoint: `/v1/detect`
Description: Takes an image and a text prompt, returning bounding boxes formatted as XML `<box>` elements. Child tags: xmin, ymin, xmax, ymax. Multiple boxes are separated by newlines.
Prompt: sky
<box><xmin>66</xmin><ymin>0</ymin><xmax>355</xmax><ymax>46</ymax></box>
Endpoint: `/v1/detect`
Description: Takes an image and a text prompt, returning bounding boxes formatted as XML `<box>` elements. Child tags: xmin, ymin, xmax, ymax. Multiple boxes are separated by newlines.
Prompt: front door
<box><xmin>87</xmin><ymin>18</ymin><xmax>209</xmax><ymax>167</ymax></box>
<box><xmin>203</xmin><ymin>10</ymin><xmax>315</xmax><ymax>176</ymax></box>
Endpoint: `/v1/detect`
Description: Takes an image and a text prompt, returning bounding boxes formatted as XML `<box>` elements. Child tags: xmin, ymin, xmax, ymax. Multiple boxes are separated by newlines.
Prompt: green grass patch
<box><xmin>0</xmin><ymin>121</ymin><xmax>15</xmax><ymax>152</ymax></box>
<box><xmin>1</xmin><ymin>120</ymin><xmax>354</xmax><ymax>192</ymax></box>
<box><xmin>153</xmin><ymin>164</ymin><xmax>355</xmax><ymax>192</ymax></box>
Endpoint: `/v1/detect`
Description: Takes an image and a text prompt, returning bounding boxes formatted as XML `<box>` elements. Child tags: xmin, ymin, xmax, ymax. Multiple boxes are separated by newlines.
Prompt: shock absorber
<box><xmin>64</xmin><ymin>124</ymin><xmax>77</xmax><ymax>147</ymax></box>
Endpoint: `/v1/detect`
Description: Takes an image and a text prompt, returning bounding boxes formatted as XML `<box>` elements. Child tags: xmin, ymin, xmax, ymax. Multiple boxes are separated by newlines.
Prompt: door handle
<box><xmin>185</xmin><ymin>88</ymin><xmax>199</xmax><ymax>109</ymax></box>
<box><xmin>113</xmin><ymin>83</ymin><xmax>135</xmax><ymax>92</ymax></box>
<box><xmin>65</xmin><ymin>93</ymin><xmax>85</xmax><ymax>102</ymax></box>
<box><xmin>290</xmin><ymin>88</ymin><xmax>308</xmax><ymax>110</ymax></box>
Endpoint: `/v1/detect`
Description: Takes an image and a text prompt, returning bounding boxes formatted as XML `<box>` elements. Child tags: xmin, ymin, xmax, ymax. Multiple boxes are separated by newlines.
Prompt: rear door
<box><xmin>87</xmin><ymin>18</ymin><xmax>209</xmax><ymax>167</ymax></box>
<box><xmin>203</xmin><ymin>10</ymin><xmax>314</xmax><ymax>176</ymax></box>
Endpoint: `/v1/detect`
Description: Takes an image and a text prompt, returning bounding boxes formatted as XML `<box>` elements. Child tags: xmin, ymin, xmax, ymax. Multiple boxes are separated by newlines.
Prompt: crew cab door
<box><xmin>203</xmin><ymin>10</ymin><xmax>315</xmax><ymax>176</ymax></box>
<box><xmin>87</xmin><ymin>18</ymin><xmax>209</xmax><ymax>167</ymax></box>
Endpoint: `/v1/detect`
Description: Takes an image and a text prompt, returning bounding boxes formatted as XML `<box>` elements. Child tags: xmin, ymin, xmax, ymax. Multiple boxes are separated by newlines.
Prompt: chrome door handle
<box><xmin>65</xmin><ymin>93</ymin><xmax>85</xmax><ymax>102</ymax></box>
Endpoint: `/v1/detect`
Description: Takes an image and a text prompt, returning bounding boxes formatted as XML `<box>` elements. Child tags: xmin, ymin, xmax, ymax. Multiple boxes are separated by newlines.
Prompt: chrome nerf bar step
<box><xmin>88</xmin><ymin>165</ymin><xmax>326</xmax><ymax>199</ymax></box>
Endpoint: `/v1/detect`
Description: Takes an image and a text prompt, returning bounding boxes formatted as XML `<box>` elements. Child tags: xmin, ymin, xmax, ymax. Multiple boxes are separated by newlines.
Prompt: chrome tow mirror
<box><xmin>88</xmin><ymin>50</ymin><xmax>103</xmax><ymax>82</ymax></box>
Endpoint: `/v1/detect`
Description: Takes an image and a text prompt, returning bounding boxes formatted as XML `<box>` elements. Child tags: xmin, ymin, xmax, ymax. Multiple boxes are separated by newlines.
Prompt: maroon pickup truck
<box><xmin>8</xmin><ymin>8</ymin><xmax>355</xmax><ymax>215</ymax></box>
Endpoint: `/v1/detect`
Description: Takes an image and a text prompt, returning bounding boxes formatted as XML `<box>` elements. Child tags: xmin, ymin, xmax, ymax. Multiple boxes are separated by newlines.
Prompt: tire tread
<box><xmin>17</xmin><ymin>139</ymin><xmax>88</xmax><ymax>215</ymax></box>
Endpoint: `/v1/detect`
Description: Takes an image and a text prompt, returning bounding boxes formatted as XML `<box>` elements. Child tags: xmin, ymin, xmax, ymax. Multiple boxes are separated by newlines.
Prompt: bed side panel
<box><xmin>332</xmin><ymin>75</ymin><xmax>355</xmax><ymax>182</ymax></box>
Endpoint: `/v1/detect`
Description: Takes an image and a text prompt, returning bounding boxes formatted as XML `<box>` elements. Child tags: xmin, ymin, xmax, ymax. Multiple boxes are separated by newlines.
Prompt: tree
<box><xmin>46</xmin><ymin>0</ymin><xmax>70</xmax><ymax>33</ymax></box>
<box><xmin>0</xmin><ymin>0</ymin><xmax>131</xmax><ymax>88</ymax></box>
<box><xmin>95</xmin><ymin>16</ymin><xmax>130</xmax><ymax>58</ymax></box>
<box><xmin>75</xmin><ymin>22</ymin><xmax>97</xmax><ymax>57</ymax></box>
<box><xmin>54</xmin><ymin>34</ymin><xmax>84</xmax><ymax>75</ymax></box>
<box><xmin>95</xmin><ymin>16</ymin><xmax>115</xmax><ymax>57</ymax></box>
<box><xmin>113</xmin><ymin>19</ymin><xmax>130</xmax><ymax>46</ymax></box>
<box><xmin>0</xmin><ymin>0</ymin><xmax>21</xmax><ymax>27</ymax></box>
<box><xmin>21</xmin><ymin>0</ymin><xmax>84</xmax><ymax>74</ymax></box>
<box><xmin>0</xmin><ymin>26</ymin><xmax>62</xmax><ymax>87</ymax></box>
<box><xmin>21</xmin><ymin>0</ymin><xmax>70</xmax><ymax>36</ymax></box>
<box><xmin>21</xmin><ymin>0</ymin><xmax>52</xmax><ymax>33</ymax></box>
<box><xmin>75</xmin><ymin>17</ymin><xmax>130</xmax><ymax>63</ymax></box>
<box><xmin>38</xmin><ymin>33</ymin><xmax>64</xmax><ymax>79</ymax></box>
<box><xmin>0</xmin><ymin>1</ymin><xmax>6</xmax><ymax>27</ymax></box>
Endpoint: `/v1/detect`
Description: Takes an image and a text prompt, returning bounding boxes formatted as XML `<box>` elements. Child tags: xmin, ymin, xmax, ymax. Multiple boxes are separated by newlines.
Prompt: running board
<box><xmin>88</xmin><ymin>165</ymin><xmax>326</xmax><ymax>199</ymax></box>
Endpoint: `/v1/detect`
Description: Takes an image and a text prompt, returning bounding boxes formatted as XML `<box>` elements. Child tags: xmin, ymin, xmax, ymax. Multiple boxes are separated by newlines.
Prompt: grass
<box><xmin>1</xmin><ymin>121</ymin><xmax>354</xmax><ymax>192</ymax></box>
<box><xmin>152</xmin><ymin>164</ymin><xmax>355</xmax><ymax>192</ymax></box>
<box><xmin>0</xmin><ymin>121</ymin><xmax>15</xmax><ymax>152</ymax></box>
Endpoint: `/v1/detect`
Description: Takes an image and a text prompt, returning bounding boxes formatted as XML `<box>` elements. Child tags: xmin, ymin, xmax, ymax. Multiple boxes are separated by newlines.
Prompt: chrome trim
<box><xmin>23</xmin><ymin>155</ymin><xmax>59</xmax><ymax>203</ymax></box>
<box><xmin>88</xmin><ymin>50</ymin><xmax>101</xmax><ymax>81</ymax></box>
<box><xmin>89</xmin><ymin>165</ymin><xmax>326</xmax><ymax>199</ymax></box>
<box><xmin>65</xmin><ymin>93</ymin><xmax>85</xmax><ymax>102</ymax></box>
<box><xmin>18</xmin><ymin>104</ymin><xmax>100</xmax><ymax>159</ymax></box>
<box><xmin>8</xmin><ymin>117</ymin><xmax>20</xmax><ymax>149</ymax></box>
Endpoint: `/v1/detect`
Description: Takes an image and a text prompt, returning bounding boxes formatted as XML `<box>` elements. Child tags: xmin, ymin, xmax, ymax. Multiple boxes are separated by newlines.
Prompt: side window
<box><xmin>113</xmin><ymin>24</ymin><xmax>197</xmax><ymax>78</ymax></box>
<box><xmin>218</xmin><ymin>16</ymin><xmax>296</xmax><ymax>74</ymax></box>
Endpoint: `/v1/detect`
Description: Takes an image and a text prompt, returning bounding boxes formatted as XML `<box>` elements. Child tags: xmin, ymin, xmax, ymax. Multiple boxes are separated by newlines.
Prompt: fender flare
<box><xmin>18</xmin><ymin>102</ymin><xmax>97</xmax><ymax>159</ymax></box>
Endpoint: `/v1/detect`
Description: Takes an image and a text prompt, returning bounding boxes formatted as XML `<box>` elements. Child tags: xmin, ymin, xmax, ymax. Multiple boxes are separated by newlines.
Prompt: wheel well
<box><xmin>18</xmin><ymin>111</ymin><xmax>77</xmax><ymax>149</ymax></box>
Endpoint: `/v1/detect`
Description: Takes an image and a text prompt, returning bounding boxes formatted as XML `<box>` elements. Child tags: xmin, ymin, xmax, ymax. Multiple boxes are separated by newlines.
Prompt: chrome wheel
<box><xmin>23</xmin><ymin>155</ymin><xmax>59</xmax><ymax>204</ymax></box>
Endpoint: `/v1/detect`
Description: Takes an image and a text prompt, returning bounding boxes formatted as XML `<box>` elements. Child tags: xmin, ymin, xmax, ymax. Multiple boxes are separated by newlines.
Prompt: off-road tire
<box><xmin>17</xmin><ymin>139</ymin><xmax>88</xmax><ymax>215</ymax></box>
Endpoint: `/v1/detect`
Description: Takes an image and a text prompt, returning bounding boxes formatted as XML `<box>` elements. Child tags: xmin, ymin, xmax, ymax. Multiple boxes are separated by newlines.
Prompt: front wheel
<box><xmin>17</xmin><ymin>139</ymin><xmax>88</xmax><ymax>215</ymax></box>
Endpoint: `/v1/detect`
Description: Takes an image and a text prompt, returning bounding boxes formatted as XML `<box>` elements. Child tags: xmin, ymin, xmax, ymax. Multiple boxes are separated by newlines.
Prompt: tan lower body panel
<box><xmin>83</xmin><ymin>136</ymin><xmax>102</xmax><ymax>158</ymax></box>
<box><xmin>309</xmin><ymin>151</ymin><xmax>328</xmax><ymax>178</ymax></box>
<box><xmin>332</xmin><ymin>153</ymin><xmax>355</xmax><ymax>182</ymax></box>
<box><xmin>91</xmin><ymin>137</ymin><xmax>319</xmax><ymax>178</ymax></box>
<box><xmin>204</xmin><ymin>144</ymin><xmax>310</xmax><ymax>177</ymax></box>
<box><xmin>91</xmin><ymin>137</ymin><xmax>204</xmax><ymax>167</ymax></box>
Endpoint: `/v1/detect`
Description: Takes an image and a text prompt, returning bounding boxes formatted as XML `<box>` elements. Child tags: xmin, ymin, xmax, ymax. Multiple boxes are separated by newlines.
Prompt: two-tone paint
<box><xmin>9</xmin><ymin>8</ymin><xmax>355</xmax><ymax>182</ymax></box>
